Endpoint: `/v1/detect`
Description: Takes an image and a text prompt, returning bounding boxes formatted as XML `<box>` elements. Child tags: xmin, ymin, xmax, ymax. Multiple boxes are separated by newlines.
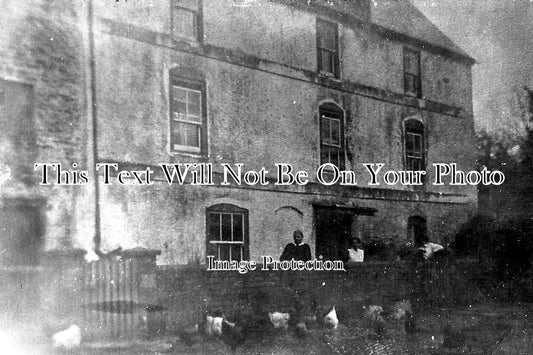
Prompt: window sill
<box><xmin>405</xmin><ymin>92</ymin><xmax>423</xmax><ymax>99</ymax></box>
<box><xmin>318</xmin><ymin>72</ymin><xmax>341</xmax><ymax>81</ymax></box>
<box><xmin>169</xmin><ymin>150</ymin><xmax>206</xmax><ymax>159</ymax></box>
<box><xmin>170</xmin><ymin>35</ymin><xmax>202</xmax><ymax>48</ymax></box>
<box><xmin>171</xmin><ymin>143</ymin><xmax>201</xmax><ymax>154</ymax></box>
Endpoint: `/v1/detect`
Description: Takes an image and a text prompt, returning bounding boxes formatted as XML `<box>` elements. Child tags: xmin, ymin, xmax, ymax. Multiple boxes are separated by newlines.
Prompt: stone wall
<box><xmin>96</xmin><ymin>180</ymin><xmax>474</xmax><ymax>265</ymax></box>
<box><xmin>0</xmin><ymin>0</ymin><xmax>86</xmax><ymax>252</ymax></box>
<box><xmin>158</xmin><ymin>259</ymin><xmax>481</xmax><ymax>329</ymax></box>
<box><xmin>0</xmin><ymin>0</ymin><xmax>477</xmax><ymax>266</ymax></box>
<box><xmin>90</xmin><ymin>0</ymin><xmax>477</xmax><ymax>263</ymax></box>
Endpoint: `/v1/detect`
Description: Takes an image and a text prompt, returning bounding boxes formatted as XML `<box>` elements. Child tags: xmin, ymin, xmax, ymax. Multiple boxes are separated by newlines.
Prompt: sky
<box><xmin>411</xmin><ymin>0</ymin><xmax>533</xmax><ymax>135</ymax></box>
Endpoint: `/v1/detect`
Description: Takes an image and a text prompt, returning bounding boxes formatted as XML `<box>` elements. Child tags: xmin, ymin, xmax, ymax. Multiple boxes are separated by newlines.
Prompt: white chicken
<box><xmin>205</xmin><ymin>315</ymin><xmax>223</xmax><ymax>337</ymax></box>
<box><xmin>84</xmin><ymin>249</ymin><xmax>99</xmax><ymax>263</ymax></box>
<box><xmin>52</xmin><ymin>324</ymin><xmax>82</xmax><ymax>351</ymax></box>
<box><xmin>268</xmin><ymin>312</ymin><xmax>290</xmax><ymax>330</ymax></box>
<box><xmin>324</xmin><ymin>306</ymin><xmax>339</xmax><ymax>329</ymax></box>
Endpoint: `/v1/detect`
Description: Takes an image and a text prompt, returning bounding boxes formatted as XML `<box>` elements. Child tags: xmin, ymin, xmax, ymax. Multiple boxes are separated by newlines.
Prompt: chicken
<box><xmin>205</xmin><ymin>315</ymin><xmax>224</xmax><ymax>337</ymax></box>
<box><xmin>364</xmin><ymin>305</ymin><xmax>384</xmax><ymax>322</ymax></box>
<box><xmin>324</xmin><ymin>306</ymin><xmax>339</xmax><ymax>329</ymax></box>
<box><xmin>269</xmin><ymin>312</ymin><xmax>290</xmax><ymax>330</ymax></box>
<box><xmin>305</xmin><ymin>299</ymin><xmax>319</xmax><ymax>329</ymax></box>
<box><xmin>84</xmin><ymin>247</ymin><xmax>122</xmax><ymax>263</ymax></box>
<box><xmin>389</xmin><ymin>300</ymin><xmax>412</xmax><ymax>320</ymax></box>
<box><xmin>419</xmin><ymin>242</ymin><xmax>444</xmax><ymax>260</ymax></box>
<box><xmin>294</xmin><ymin>321</ymin><xmax>308</xmax><ymax>338</ymax></box>
<box><xmin>381</xmin><ymin>299</ymin><xmax>416</xmax><ymax>334</ymax></box>
<box><xmin>52</xmin><ymin>324</ymin><xmax>82</xmax><ymax>351</ymax></box>
<box><xmin>84</xmin><ymin>249</ymin><xmax>99</xmax><ymax>263</ymax></box>
<box><xmin>289</xmin><ymin>310</ymin><xmax>309</xmax><ymax>338</ymax></box>
<box><xmin>220</xmin><ymin>318</ymin><xmax>246</xmax><ymax>351</ymax></box>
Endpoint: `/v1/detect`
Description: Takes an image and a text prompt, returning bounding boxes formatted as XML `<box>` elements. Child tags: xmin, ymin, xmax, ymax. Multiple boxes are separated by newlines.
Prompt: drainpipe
<box><xmin>86</xmin><ymin>0</ymin><xmax>101</xmax><ymax>253</ymax></box>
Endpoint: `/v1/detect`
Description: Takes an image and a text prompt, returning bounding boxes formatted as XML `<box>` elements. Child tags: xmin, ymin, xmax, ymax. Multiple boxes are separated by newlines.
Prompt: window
<box><xmin>206</xmin><ymin>204</ymin><xmax>249</xmax><ymax>262</ymax></box>
<box><xmin>316</xmin><ymin>18</ymin><xmax>339</xmax><ymax>78</ymax></box>
<box><xmin>172</xmin><ymin>0</ymin><xmax>202</xmax><ymax>41</ymax></box>
<box><xmin>404</xmin><ymin>119</ymin><xmax>425</xmax><ymax>171</ymax></box>
<box><xmin>170</xmin><ymin>77</ymin><xmax>206</xmax><ymax>154</ymax></box>
<box><xmin>404</xmin><ymin>48</ymin><xmax>421</xmax><ymax>97</ymax></box>
<box><xmin>319</xmin><ymin>102</ymin><xmax>345</xmax><ymax>169</ymax></box>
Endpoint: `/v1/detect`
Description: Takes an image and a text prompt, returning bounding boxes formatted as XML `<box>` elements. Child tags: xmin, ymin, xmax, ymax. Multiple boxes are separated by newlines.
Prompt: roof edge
<box><xmin>269</xmin><ymin>0</ymin><xmax>476</xmax><ymax>65</ymax></box>
<box><xmin>370</xmin><ymin>22</ymin><xmax>476</xmax><ymax>65</ymax></box>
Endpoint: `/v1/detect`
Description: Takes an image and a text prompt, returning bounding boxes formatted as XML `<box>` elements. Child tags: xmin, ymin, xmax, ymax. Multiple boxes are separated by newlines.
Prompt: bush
<box><xmin>452</xmin><ymin>216</ymin><xmax>533</xmax><ymax>301</ymax></box>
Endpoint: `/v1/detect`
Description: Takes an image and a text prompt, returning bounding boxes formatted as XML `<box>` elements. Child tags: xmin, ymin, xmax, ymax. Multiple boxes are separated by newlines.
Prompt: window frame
<box><xmin>319</xmin><ymin>102</ymin><xmax>346</xmax><ymax>170</ymax></box>
<box><xmin>403</xmin><ymin>48</ymin><xmax>422</xmax><ymax>98</ymax></box>
<box><xmin>171</xmin><ymin>0</ymin><xmax>203</xmax><ymax>42</ymax></box>
<box><xmin>206</xmin><ymin>204</ymin><xmax>249</xmax><ymax>262</ymax></box>
<box><xmin>169</xmin><ymin>76</ymin><xmax>207</xmax><ymax>156</ymax></box>
<box><xmin>403</xmin><ymin>119</ymin><xmax>426</xmax><ymax>172</ymax></box>
<box><xmin>316</xmin><ymin>18</ymin><xmax>340</xmax><ymax>79</ymax></box>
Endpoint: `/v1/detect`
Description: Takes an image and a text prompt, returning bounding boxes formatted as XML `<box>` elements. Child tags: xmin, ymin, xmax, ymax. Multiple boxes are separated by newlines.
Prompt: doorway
<box><xmin>315</xmin><ymin>207</ymin><xmax>354</xmax><ymax>261</ymax></box>
<box><xmin>408</xmin><ymin>215</ymin><xmax>427</xmax><ymax>247</ymax></box>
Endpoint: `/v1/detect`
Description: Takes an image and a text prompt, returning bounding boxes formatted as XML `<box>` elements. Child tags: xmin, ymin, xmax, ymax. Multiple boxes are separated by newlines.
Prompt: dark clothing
<box><xmin>339</xmin><ymin>248</ymin><xmax>350</xmax><ymax>263</ymax></box>
<box><xmin>280</xmin><ymin>243</ymin><xmax>312</xmax><ymax>262</ymax></box>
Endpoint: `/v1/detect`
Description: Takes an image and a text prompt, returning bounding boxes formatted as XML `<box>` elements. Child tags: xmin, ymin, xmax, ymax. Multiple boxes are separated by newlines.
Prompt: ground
<box><xmin>5</xmin><ymin>303</ymin><xmax>532</xmax><ymax>354</ymax></box>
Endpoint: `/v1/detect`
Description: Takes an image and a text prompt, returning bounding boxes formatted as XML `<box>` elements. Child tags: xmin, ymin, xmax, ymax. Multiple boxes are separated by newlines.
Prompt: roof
<box><xmin>370</xmin><ymin>0</ymin><xmax>474</xmax><ymax>62</ymax></box>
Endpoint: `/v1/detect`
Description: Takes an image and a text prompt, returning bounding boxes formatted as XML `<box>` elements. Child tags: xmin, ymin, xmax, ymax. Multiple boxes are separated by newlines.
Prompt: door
<box><xmin>315</xmin><ymin>207</ymin><xmax>354</xmax><ymax>261</ymax></box>
<box><xmin>408</xmin><ymin>216</ymin><xmax>427</xmax><ymax>247</ymax></box>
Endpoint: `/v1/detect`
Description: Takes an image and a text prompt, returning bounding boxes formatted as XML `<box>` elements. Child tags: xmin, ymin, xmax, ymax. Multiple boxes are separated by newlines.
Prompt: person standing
<box><xmin>280</xmin><ymin>230</ymin><xmax>312</xmax><ymax>262</ymax></box>
<box><xmin>343</xmin><ymin>237</ymin><xmax>364</xmax><ymax>263</ymax></box>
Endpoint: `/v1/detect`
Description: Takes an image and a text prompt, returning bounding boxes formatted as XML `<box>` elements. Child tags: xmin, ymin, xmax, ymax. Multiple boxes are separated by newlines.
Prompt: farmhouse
<box><xmin>0</xmin><ymin>0</ymin><xmax>476</xmax><ymax>268</ymax></box>
<box><xmin>88</xmin><ymin>0</ymin><xmax>476</xmax><ymax>264</ymax></box>
<box><xmin>0</xmin><ymin>0</ymin><xmax>482</xmax><ymax>342</ymax></box>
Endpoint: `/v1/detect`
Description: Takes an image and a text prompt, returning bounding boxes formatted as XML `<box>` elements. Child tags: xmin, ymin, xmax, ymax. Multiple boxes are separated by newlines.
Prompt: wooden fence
<box><xmin>83</xmin><ymin>257</ymin><xmax>141</xmax><ymax>339</ymax></box>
